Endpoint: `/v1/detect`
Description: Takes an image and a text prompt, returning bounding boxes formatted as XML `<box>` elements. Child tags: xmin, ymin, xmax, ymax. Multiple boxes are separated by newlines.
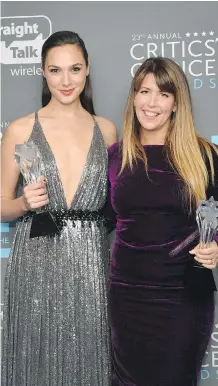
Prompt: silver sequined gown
<box><xmin>1</xmin><ymin>113</ymin><xmax>111</xmax><ymax>386</ymax></box>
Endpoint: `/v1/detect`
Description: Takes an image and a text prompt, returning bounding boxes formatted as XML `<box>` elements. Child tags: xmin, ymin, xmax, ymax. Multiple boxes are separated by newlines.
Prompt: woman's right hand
<box><xmin>23</xmin><ymin>177</ymin><xmax>49</xmax><ymax>211</ymax></box>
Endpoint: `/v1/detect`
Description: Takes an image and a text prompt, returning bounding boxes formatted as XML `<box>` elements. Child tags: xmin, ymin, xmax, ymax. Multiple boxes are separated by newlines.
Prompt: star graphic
<box><xmin>185</xmin><ymin>32</ymin><xmax>191</xmax><ymax>37</ymax></box>
<box><xmin>202</xmin><ymin>32</ymin><xmax>206</xmax><ymax>36</ymax></box>
<box><xmin>209</xmin><ymin>31</ymin><xmax>214</xmax><ymax>36</ymax></box>
<box><xmin>193</xmin><ymin>32</ymin><xmax>198</xmax><ymax>37</ymax></box>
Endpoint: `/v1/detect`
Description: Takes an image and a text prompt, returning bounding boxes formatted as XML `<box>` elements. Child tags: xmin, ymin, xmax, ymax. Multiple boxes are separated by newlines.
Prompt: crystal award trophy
<box><xmin>15</xmin><ymin>142</ymin><xmax>60</xmax><ymax>238</ymax></box>
<box><xmin>14</xmin><ymin>143</ymin><xmax>42</xmax><ymax>185</ymax></box>
<box><xmin>169</xmin><ymin>196</ymin><xmax>218</xmax><ymax>291</ymax></box>
<box><xmin>196</xmin><ymin>196</ymin><xmax>218</xmax><ymax>254</ymax></box>
<box><xmin>187</xmin><ymin>196</ymin><xmax>218</xmax><ymax>291</ymax></box>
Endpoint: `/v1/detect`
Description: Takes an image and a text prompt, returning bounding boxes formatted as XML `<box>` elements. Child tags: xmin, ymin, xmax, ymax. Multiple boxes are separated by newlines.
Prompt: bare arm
<box><xmin>1</xmin><ymin>120</ymin><xmax>28</xmax><ymax>221</ymax></box>
<box><xmin>1</xmin><ymin>115</ymin><xmax>48</xmax><ymax>222</ymax></box>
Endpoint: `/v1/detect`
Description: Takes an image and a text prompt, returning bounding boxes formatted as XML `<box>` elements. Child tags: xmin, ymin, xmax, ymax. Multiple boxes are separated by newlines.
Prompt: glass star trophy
<box><xmin>188</xmin><ymin>196</ymin><xmax>218</xmax><ymax>291</ymax></box>
<box><xmin>15</xmin><ymin>143</ymin><xmax>42</xmax><ymax>185</ymax></box>
<box><xmin>195</xmin><ymin>196</ymin><xmax>218</xmax><ymax>265</ymax></box>
<box><xmin>15</xmin><ymin>142</ymin><xmax>60</xmax><ymax>238</ymax></box>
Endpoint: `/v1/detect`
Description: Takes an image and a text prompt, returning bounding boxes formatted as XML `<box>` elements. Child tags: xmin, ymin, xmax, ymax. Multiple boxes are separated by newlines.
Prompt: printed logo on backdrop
<box><xmin>0</xmin><ymin>121</ymin><xmax>10</xmax><ymax>137</ymax></box>
<box><xmin>0</xmin><ymin>15</ymin><xmax>52</xmax><ymax>76</ymax></box>
<box><xmin>130</xmin><ymin>30</ymin><xmax>218</xmax><ymax>89</ymax></box>
<box><xmin>212</xmin><ymin>136</ymin><xmax>218</xmax><ymax>145</ymax></box>
<box><xmin>0</xmin><ymin>223</ymin><xmax>11</xmax><ymax>259</ymax></box>
<box><xmin>201</xmin><ymin>323</ymin><xmax>218</xmax><ymax>381</ymax></box>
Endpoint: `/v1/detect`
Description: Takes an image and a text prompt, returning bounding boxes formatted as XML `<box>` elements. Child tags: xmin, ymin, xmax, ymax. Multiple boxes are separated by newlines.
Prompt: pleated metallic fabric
<box><xmin>1</xmin><ymin>113</ymin><xmax>111</xmax><ymax>386</ymax></box>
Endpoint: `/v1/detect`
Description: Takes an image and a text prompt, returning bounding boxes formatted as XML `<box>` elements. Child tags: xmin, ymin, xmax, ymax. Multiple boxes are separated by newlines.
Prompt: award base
<box><xmin>30</xmin><ymin>212</ymin><xmax>61</xmax><ymax>238</ymax></box>
<box><xmin>185</xmin><ymin>262</ymin><xmax>217</xmax><ymax>292</ymax></box>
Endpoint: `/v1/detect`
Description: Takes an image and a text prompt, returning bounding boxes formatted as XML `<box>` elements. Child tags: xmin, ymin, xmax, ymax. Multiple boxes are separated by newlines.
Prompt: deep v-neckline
<box><xmin>35</xmin><ymin>113</ymin><xmax>96</xmax><ymax>210</ymax></box>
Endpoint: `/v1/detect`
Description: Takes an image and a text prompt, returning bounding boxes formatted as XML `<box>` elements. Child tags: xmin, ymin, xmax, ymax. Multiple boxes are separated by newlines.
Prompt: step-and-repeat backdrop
<box><xmin>1</xmin><ymin>2</ymin><xmax>218</xmax><ymax>383</ymax></box>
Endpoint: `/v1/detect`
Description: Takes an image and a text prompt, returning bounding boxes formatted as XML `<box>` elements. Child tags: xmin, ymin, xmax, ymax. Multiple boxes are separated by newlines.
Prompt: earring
<box><xmin>171</xmin><ymin>111</ymin><xmax>176</xmax><ymax>120</ymax></box>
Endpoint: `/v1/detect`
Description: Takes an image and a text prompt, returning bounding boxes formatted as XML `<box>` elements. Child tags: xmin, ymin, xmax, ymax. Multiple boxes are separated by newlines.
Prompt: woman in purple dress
<box><xmin>106</xmin><ymin>57</ymin><xmax>218</xmax><ymax>385</ymax></box>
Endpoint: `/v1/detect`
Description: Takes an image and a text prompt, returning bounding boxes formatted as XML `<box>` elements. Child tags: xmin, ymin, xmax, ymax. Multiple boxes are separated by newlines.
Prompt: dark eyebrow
<box><xmin>71</xmin><ymin>63</ymin><xmax>83</xmax><ymax>66</ymax></box>
<box><xmin>48</xmin><ymin>63</ymin><xmax>83</xmax><ymax>68</ymax></box>
<box><xmin>140</xmin><ymin>87</ymin><xmax>150</xmax><ymax>90</ymax></box>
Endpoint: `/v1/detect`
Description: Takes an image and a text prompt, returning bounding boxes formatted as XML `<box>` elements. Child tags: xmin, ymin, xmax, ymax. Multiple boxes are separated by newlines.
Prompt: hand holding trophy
<box><xmin>15</xmin><ymin>142</ymin><xmax>60</xmax><ymax>238</ymax></box>
<box><xmin>194</xmin><ymin>196</ymin><xmax>218</xmax><ymax>267</ymax></box>
<box><xmin>196</xmin><ymin>196</ymin><xmax>218</xmax><ymax>250</ymax></box>
<box><xmin>169</xmin><ymin>196</ymin><xmax>218</xmax><ymax>291</ymax></box>
<box><xmin>187</xmin><ymin>196</ymin><xmax>218</xmax><ymax>291</ymax></box>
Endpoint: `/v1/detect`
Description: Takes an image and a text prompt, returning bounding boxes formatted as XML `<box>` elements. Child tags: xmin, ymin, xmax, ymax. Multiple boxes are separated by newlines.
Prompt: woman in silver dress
<box><xmin>1</xmin><ymin>31</ymin><xmax>117</xmax><ymax>386</ymax></box>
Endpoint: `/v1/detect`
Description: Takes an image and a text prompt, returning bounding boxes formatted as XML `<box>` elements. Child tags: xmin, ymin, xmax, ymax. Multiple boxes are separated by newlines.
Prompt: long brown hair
<box><xmin>121</xmin><ymin>57</ymin><xmax>218</xmax><ymax>212</ymax></box>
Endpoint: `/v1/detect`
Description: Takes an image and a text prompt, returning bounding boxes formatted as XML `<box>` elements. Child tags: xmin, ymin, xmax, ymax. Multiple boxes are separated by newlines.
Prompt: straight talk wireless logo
<box><xmin>0</xmin><ymin>15</ymin><xmax>52</xmax><ymax>76</ymax></box>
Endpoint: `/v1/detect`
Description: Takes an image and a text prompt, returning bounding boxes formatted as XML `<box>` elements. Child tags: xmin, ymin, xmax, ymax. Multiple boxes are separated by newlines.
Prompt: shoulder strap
<box><xmin>35</xmin><ymin>110</ymin><xmax>39</xmax><ymax>121</ymax></box>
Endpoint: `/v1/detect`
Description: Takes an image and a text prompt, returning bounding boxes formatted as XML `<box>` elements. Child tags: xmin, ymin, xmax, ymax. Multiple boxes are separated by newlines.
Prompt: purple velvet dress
<box><xmin>106</xmin><ymin>142</ymin><xmax>218</xmax><ymax>386</ymax></box>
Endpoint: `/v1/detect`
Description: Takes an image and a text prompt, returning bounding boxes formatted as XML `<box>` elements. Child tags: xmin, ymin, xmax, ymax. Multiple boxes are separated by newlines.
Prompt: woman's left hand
<box><xmin>189</xmin><ymin>240</ymin><xmax>218</xmax><ymax>269</ymax></box>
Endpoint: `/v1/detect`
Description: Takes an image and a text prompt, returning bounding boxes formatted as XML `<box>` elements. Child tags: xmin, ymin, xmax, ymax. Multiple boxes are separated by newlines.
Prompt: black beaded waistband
<box><xmin>19</xmin><ymin>208</ymin><xmax>106</xmax><ymax>227</ymax></box>
<box><xmin>18</xmin><ymin>208</ymin><xmax>107</xmax><ymax>238</ymax></box>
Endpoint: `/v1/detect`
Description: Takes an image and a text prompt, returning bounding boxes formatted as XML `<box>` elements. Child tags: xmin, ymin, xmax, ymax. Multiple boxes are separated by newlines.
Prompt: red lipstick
<box><xmin>59</xmin><ymin>89</ymin><xmax>73</xmax><ymax>96</ymax></box>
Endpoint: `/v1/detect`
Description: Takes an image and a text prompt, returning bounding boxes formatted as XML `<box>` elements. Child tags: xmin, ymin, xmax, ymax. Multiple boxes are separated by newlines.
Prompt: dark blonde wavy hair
<box><xmin>121</xmin><ymin>57</ymin><xmax>218</xmax><ymax>212</ymax></box>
